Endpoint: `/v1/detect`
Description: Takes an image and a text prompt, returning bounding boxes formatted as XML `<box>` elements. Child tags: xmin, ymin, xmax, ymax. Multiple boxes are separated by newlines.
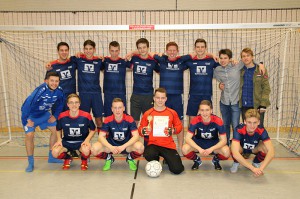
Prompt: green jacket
<box><xmin>239</xmin><ymin>65</ymin><xmax>271</xmax><ymax>108</ymax></box>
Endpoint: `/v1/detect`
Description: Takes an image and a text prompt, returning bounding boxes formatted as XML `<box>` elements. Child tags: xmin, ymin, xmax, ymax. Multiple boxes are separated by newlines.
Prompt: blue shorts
<box><xmin>192</xmin><ymin>137</ymin><xmax>219</xmax><ymax>150</ymax></box>
<box><xmin>104</xmin><ymin>94</ymin><xmax>127</xmax><ymax>117</ymax></box>
<box><xmin>62</xmin><ymin>140</ymin><xmax>83</xmax><ymax>151</ymax></box>
<box><xmin>23</xmin><ymin>112</ymin><xmax>56</xmax><ymax>134</ymax></box>
<box><xmin>166</xmin><ymin>94</ymin><xmax>183</xmax><ymax>120</ymax></box>
<box><xmin>79</xmin><ymin>92</ymin><xmax>104</xmax><ymax>118</ymax></box>
<box><xmin>186</xmin><ymin>95</ymin><xmax>212</xmax><ymax>116</ymax></box>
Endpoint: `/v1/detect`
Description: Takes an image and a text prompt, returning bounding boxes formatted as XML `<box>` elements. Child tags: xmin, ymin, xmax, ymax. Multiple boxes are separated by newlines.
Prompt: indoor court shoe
<box><xmin>48</xmin><ymin>152</ymin><xmax>63</xmax><ymax>163</ymax></box>
<box><xmin>103</xmin><ymin>156</ymin><xmax>115</xmax><ymax>171</ymax></box>
<box><xmin>212</xmin><ymin>159</ymin><xmax>222</xmax><ymax>170</ymax></box>
<box><xmin>252</xmin><ymin>162</ymin><xmax>261</xmax><ymax>168</ymax></box>
<box><xmin>230</xmin><ymin>162</ymin><xmax>240</xmax><ymax>173</ymax></box>
<box><xmin>70</xmin><ymin>150</ymin><xmax>79</xmax><ymax>159</ymax></box>
<box><xmin>25</xmin><ymin>164</ymin><xmax>34</xmax><ymax>172</ymax></box>
<box><xmin>81</xmin><ymin>160</ymin><xmax>88</xmax><ymax>171</ymax></box>
<box><xmin>62</xmin><ymin>158</ymin><xmax>72</xmax><ymax>170</ymax></box>
<box><xmin>127</xmin><ymin>159</ymin><xmax>137</xmax><ymax>171</ymax></box>
<box><xmin>191</xmin><ymin>160</ymin><xmax>202</xmax><ymax>170</ymax></box>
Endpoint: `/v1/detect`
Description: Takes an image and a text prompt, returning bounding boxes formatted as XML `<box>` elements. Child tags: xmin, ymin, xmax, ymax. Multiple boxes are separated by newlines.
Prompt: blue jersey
<box><xmin>46</xmin><ymin>57</ymin><xmax>77</xmax><ymax>94</ymax></box>
<box><xmin>103</xmin><ymin>57</ymin><xmax>131</xmax><ymax>94</ymax></box>
<box><xmin>76</xmin><ymin>55</ymin><xmax>103</xmax><ymax>93</ymax></box>
<box><xmin>21</xmin><ymin>83</ymin><xmax>64</xmax><ymax>126</ymax></box>
<box><xmin>57</xmin><ymin>110</ymin><xmax>96</xmax><ymax>143</ymax></box>
<box><xmin>233</xmin><ymin>124</ymin><xmax>270</xmax><ymax>152</ymax></box>
<box><xmin>185</xmin><ymin>56</ymin><xmax>218</xmax><ymax>95</ymax></box>
<box><xmin>101</xmin><ymin>114</ymin><xmax>137</xmax><ymax>146</ymax></box>
<box><xmin>130</xmin><ymin>55</ymin><xmax>159</xmax><ymax>95</ymax></box>
<box><xmin>154</xmin><ymin>55</ymin><xmax>191</xmax><ymax>94</ymax></box>
<box><xmin>188</xmin><ymin>114</ymin><xmax>226</xmax><ymax>141</ymax></box>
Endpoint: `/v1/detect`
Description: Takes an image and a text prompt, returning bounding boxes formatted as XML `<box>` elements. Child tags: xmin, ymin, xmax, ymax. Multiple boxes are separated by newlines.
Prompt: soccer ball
<box><xmin>145</xmin><ymin>160</ymin><xmax>162</xmax><ymax>177</ymax></box>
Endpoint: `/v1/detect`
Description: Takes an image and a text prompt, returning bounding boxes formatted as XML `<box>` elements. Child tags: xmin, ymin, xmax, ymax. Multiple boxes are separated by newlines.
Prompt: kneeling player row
<box><xmin>52</xmin><ymin>90</ymin><xmax>274</xmax><ymax>178</ymax></box>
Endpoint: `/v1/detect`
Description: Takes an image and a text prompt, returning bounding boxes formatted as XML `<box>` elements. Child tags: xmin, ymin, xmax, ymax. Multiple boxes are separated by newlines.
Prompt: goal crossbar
<box><xmin>0</xmin><ymin>22</ymin><xmax>299</xmax><ymax>31</ymax></box>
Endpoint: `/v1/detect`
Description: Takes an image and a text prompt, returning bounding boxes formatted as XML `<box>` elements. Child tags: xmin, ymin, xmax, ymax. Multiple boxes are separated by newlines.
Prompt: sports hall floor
<box><xmin>0</xmin><ymin>140</ymin><xmax>300</xmax><ymax>199</ymax></box>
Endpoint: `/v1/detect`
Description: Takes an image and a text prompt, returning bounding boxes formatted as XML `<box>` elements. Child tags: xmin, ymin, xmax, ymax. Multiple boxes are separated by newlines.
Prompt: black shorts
<box><xmin>62</xmin><ymin>140</ymin><xmax>83</xmax><ymax>151</ymax></box>
<box><xmin>130</xmin><ymin>94</ymin><xmax>153</xmax><ymax>121</ymax></box>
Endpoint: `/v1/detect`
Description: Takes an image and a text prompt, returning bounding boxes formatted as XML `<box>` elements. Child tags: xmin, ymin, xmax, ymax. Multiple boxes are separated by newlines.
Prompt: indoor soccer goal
<box><xmin>0</xmin><ymin>10</ymin><xmax>299</xmax><ymax>155</ymax></box>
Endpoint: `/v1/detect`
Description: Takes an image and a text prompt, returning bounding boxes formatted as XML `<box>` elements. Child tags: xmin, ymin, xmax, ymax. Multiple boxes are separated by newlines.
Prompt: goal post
<box><xmin>0</xmin><ymin>22</ymin><xmax>299</xmax><ymax>155</ymax></box>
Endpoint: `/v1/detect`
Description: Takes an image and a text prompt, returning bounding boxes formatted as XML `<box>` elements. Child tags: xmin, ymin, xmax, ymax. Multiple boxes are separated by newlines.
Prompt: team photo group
<box><xmin>21</xmin><ymin>37</ymin><xmax>274</xmax><ymax>177</ymax></box>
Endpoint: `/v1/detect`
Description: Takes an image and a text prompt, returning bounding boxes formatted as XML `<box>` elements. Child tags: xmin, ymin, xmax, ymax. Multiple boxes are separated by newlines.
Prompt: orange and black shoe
<box><xmin>62</xmin><ymin>158</ymin><xmax>72</xmax><ymax>170</ymax></box>
<box><xmin>81</xmin><ymin>160</ymin><xmax>88</xmax><ymax>171</ymax></box>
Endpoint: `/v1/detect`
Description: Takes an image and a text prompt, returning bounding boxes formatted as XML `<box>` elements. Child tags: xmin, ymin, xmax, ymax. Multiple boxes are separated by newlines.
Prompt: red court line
<box><xmin>0</xmin><ymin>156</ymin><xmax>299</xmax><ymax>160</ymax></box>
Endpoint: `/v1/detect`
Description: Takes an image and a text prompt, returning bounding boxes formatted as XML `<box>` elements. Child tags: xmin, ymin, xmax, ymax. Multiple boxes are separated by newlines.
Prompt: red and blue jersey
<box><xmin>76</xmin><ymin>55</ymin><xmax>103</xmax><ymax>93</ymax></box>
<box><xmin>21</xmin><ymin>83</ymin><xmax>64</xmax><ymax>126</ymax></box>
<box><xmin>185</xmin><ymin>56</ymin><xmax>218</xmax><ymax>96</ymax></box>
<box><xmin>188</xmin><ymin>114</ymin><xmax>226</xmax><ymax>141</ymax></box>
<box><xmin>130</xmin><ymin>54</ymin><xmax>159</xmax><ymax>95</ymax></box>
<box><xmin>154</xmin><ymin>55</ymin><xmax>191</xmax><ymax>94</ymax></box>
<box><xmin>46</xmin><ymin>57</ymin><xmax>77</xmax><ymax>94</ymax></box>
<box><xmin>103</xmin><ymin>57</ymin><xmax>131</xmax><ymax>95</ymax></box>
<box><xmin>233</xmin><ymin>124</ymin><xmax>270</xmax><ymax>152</ymax></box>
<box><xmin>57</xmin><ymin>110</ymin><xmax>95</xmax><ymax>143</ymax></box>
<box><xmin>101</xmin><ymin>114</ymin><xmax>137</xmax><ymax>146</ymax></box>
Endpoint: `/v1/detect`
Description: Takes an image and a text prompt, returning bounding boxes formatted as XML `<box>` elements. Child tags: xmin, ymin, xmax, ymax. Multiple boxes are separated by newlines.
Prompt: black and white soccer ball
<box><xmin>145</xmin><ymin>160</ymin><xmax>162</xmax><ymax>177</ymax></box>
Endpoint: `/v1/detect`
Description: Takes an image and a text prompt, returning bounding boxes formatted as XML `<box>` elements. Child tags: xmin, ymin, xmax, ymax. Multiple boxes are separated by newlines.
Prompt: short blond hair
<box><xmin>245</xmin><ymin>109</ymin><xmax>260</xmax><ymax>120</ymax></box>
<box><xmin>241</xmin><ymin>47</ymin><xmax>254</xmax><ymax>58</ymax></box>
<box><xmin>67</xmin><ymin>93</ymin><xmax>81</xmax><ymax>103</ymax></box>
<box><xmin>199</xmin><ymin>100</ymin><xmax>213</xmax><ymax>109</ymax></box>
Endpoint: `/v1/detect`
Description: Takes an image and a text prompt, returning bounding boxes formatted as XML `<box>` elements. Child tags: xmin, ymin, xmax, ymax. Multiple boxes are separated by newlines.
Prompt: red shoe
<box><xmin>62</xmin><ymin>158</ymin><xmax>72</xmax><ymax>170</ymax></box>
<box><xmin>81</xmin><ymin>160</ymin><xmax>88</xmax><ymax>171</ymax></box>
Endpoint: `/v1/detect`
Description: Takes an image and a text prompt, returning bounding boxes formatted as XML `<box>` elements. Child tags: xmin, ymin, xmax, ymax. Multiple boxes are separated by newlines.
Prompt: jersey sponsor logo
<box><xmin>209</xmin><ymin>128</ymin><xmax>215</xmax><ymax>131</ymax></box>
<box><xmin>205</xmin><ymin>62</ymin><xmax>211</xmax><ymax>65</ymax></box>
<box><xmin>146</xmin><ymin>63</ymin><xmax>151</xmax><ymax>66</ymax></box>
<box><xmin>243</xmin><ymin>143</ymin><xmax>255</xmax><ymax>150</ymax></box>
<box><xmin>113</xmin><ymin>131</ymin><xmax>125</xmax><ymax>141</ymax></box>
<box><xmin>83</xmin><ymin>64</ymin><xmax>95</xmax><ymax>73</ymax></box>
<box><xmin>196</xmin><ymin>66</ymin><xmax>207</xmax><ymax>75</ymax></box>
<box><xmin>68</xmin><ymin>65</ymin><xmax>73</xmax><ymax>69</ymax></box>
<box><xmin>60</xmin><ymin>70</ymin><xmax>72</xmax><ymax>80</ymax></box>
<box><xmin>201</xmin><ymin>132</ymin><xmax>212</xmax><ymax>139</ymax></box>
<box><xmin>93</xmin><ymin>62</ymin><xmax>98</xmax><ymax>64</ymax></box>
<box><xmin>107</xmin><ymin>63</ymin><xmax>119</xmax><ymax>73</ymax></box>
<box><xmin>135</xmin><ymin>65</ymin><xmax>147</xmax><ymax>75</ymax></box>
<box><xmin>122</xmin><ymin>128</ymin><xmax>128</xmax><ymax>131</ymax></box>
<box><xmin>254</xmin><ymin>140</ymin><xmax>258</xmax><ymax>144</ymax></box>
<box><xmin>166</xmin><ymin>63</ymin><xmax>179</xmax><ymax>70</ymax></box>
<box><xmin>79</xmin><ymin>124</ymin><xmax>85</xmax><ymax>127</ymax></box>
<box><xmin>69</xmin><ymin>128</ymin><xmax>82</xmax><ymax>137</ymax></box>
<box><xmin>65</xmin><ymin>124</ymin><xmax>70</xmax><ymax>126</ymax></box>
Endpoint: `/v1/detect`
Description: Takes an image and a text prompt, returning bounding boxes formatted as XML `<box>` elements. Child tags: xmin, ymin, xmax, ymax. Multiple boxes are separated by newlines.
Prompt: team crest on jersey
<box><xmin>205</xmin><ymin>62</ymin><xmax>211</xmax><ymax>65</ymax></box>
<box><xmin>196</xmin><ymin>66</ymin><xmax>207</xmax><ymax>75</ymax></box>
<box><xmin>201</xmin><ymin>132</ymin><xmax>212</xmax><ymax>139</ymax></box>
<box><xmin>60</xmin><ymin>70</ymin><xmax>72</xmax><ymax>80</ymax></box>
<box><xmin>108</xmin><ymin>63</ymin><xmax>119</xmax><ymax>72</ymax></box>
<box><xmin>69</xmin><ymin>128</ymin><xmax>82</xmax><ymax>137</ymax></box>
<box><xmin>167</xmin><ymin>63</ymin><xmax>179</xmax><ymax>70</ymax></box>
<box><xmin>113</xmin><ymin>132</ymin><xmax>125</xmax><ymax>141</ymax></box>
<box><xmin>136</xmin><ymin>65</ymin><xmax>147</xmax><ymax>75</ymax></box>
<box><xmin>243</xmin><ymin>143</ymin><xmax>255</xmax><ymax>150</ymax></box>
<box><xmin>83</xmin><ymin>64</ymin><xmax>95</xmax><ymax>73</ymax></box>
